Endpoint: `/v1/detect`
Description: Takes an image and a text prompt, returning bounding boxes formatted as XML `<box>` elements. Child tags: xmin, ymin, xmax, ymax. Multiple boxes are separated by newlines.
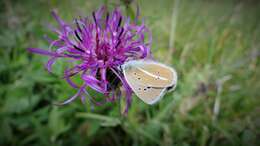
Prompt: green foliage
<box><xmin>0</xmin><ymin>0</ymin><xmax>259</xmax><ymax>146</ymax></box>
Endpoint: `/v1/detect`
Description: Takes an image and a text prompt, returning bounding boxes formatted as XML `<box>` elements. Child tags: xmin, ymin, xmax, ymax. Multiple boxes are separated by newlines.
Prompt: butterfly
<box><xmin>122</xmin><ymin>59</ymin><xmax>177</xmax><ymax>104</ymax></box>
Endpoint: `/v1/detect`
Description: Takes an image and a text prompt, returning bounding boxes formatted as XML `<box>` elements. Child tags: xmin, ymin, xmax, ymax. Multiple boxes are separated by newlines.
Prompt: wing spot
<box><xmin>144</xmin><ymin>88</ymin><xmax>147</xmax><ymax>91</ymax></box>
<box><xmin>138</xmin><ymin>77</ymin><xmax>141</xmax><ymax>80</ymax></box>
<box><xmin>138</xmin><ymin>88</ymin><xmax>141</xmax><ymax>90</ymax></box>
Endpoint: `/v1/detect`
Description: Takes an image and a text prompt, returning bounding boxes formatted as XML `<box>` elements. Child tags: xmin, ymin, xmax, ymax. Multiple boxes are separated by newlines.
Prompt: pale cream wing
<box><xmin>125</xmin><ymin>76</ymin><xmax>166</xmax><ymax>104</ymax></box>
<box><xmin>123</xmin><ymin>60</ymin><xmax>177</xmax><ymax>88</ymax></box>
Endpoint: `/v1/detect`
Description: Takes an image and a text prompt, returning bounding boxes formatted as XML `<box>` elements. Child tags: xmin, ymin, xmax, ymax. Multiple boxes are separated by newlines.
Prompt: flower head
<box><xmin>28</xmin><ymin>6</ymin><xmax>152</xmax><ymax>113</ymax></box>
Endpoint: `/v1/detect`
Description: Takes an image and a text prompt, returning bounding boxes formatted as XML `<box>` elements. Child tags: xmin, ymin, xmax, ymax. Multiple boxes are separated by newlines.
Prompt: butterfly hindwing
<box><xmin>122</xmin><ymin>60</ymin><xmax>177</xmax><ymax>104</ymax></box>
<box><xmin>125</xmin><ymin>76</ymin><xmax>166</xmax><ymax>104</ymax></box>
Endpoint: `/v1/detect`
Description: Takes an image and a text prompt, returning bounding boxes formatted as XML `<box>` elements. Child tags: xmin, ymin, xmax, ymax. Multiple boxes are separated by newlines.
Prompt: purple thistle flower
<box><xmin>28</xmin><ymin>6</ymin><xmax>152</xmax><ymax>113</ymax></box>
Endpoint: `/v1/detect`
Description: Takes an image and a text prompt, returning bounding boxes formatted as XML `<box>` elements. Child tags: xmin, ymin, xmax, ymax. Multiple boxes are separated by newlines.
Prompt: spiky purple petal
<box><xmin>28</xmin><ymin>6</ymin><xmax>152</xmax><ymax>113</ymax></box>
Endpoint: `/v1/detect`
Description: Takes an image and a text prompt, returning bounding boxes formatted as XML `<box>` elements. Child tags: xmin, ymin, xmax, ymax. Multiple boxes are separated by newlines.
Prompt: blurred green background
<box><xmin>0</xmin><ymin>0</ymin><xmax>259</xmax><ymax>146</ymax></box>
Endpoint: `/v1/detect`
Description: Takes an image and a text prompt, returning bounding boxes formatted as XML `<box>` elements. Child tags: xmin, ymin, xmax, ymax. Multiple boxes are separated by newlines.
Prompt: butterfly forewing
<box><xmin>122</xmin><ymin>60</ymin><xmax>178</xmax><ymax>104</ymax></box>
<box><xmin>123</xmin><ymin>60</ymin><xmax>177</xmax><ymax>88</ymax></box>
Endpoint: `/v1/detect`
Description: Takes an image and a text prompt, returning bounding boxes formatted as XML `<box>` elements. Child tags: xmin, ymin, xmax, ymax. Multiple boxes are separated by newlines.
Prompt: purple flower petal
<box><xmin>28</xmin><ymin>48</ymin><xmax>59</xmax><ymax>56</ymax></box>
<box><xmin>28</xmin><ymin>6</ymin><xmax>152</xmax><ymax>113</ymax></box>
<box><xmin>45</xmin><ymin>57</ymin><xmax>57</xmax><ymax>73</ymax></box>
<box><xmin>54</xmin><ymin>88</ymin><xmax>83</xmax><ymax>105</ymax></box>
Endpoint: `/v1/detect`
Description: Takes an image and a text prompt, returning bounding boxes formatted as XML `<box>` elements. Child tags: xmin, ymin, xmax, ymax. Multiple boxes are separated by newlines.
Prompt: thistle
<box><xmin>28</xmin><ymin>6</ymin><xmax>152</xmax><ymax>113</ymax></box>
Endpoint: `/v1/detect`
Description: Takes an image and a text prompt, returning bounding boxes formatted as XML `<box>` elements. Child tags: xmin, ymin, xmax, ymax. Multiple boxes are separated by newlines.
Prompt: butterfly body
<box><xmin>122</xmin><ymin>60</ymin><xmax>177</xmax><ymax>104</ymax></box>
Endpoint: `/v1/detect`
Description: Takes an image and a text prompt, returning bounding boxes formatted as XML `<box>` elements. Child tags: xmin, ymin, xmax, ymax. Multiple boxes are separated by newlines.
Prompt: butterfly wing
<box><xmin>122</xmin><ymin>60</ymin><xmax>177</xmax><ymax>88</ymax></box>
<box><xmin>125</xmin><ymin>76</ymin><xmax>167</xmax><ymax>104</ymax></box>
<box><xmin>122</xmin><ymin>60</ymin><xmax>177</xmax><ymax>104</ymax></box>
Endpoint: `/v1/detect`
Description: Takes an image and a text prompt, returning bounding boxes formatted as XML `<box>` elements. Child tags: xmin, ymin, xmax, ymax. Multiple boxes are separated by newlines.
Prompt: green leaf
<box><xmin>76</xmin><ymin>112</ymin><xmax>121</xmax><ymax>127</ymax></box>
